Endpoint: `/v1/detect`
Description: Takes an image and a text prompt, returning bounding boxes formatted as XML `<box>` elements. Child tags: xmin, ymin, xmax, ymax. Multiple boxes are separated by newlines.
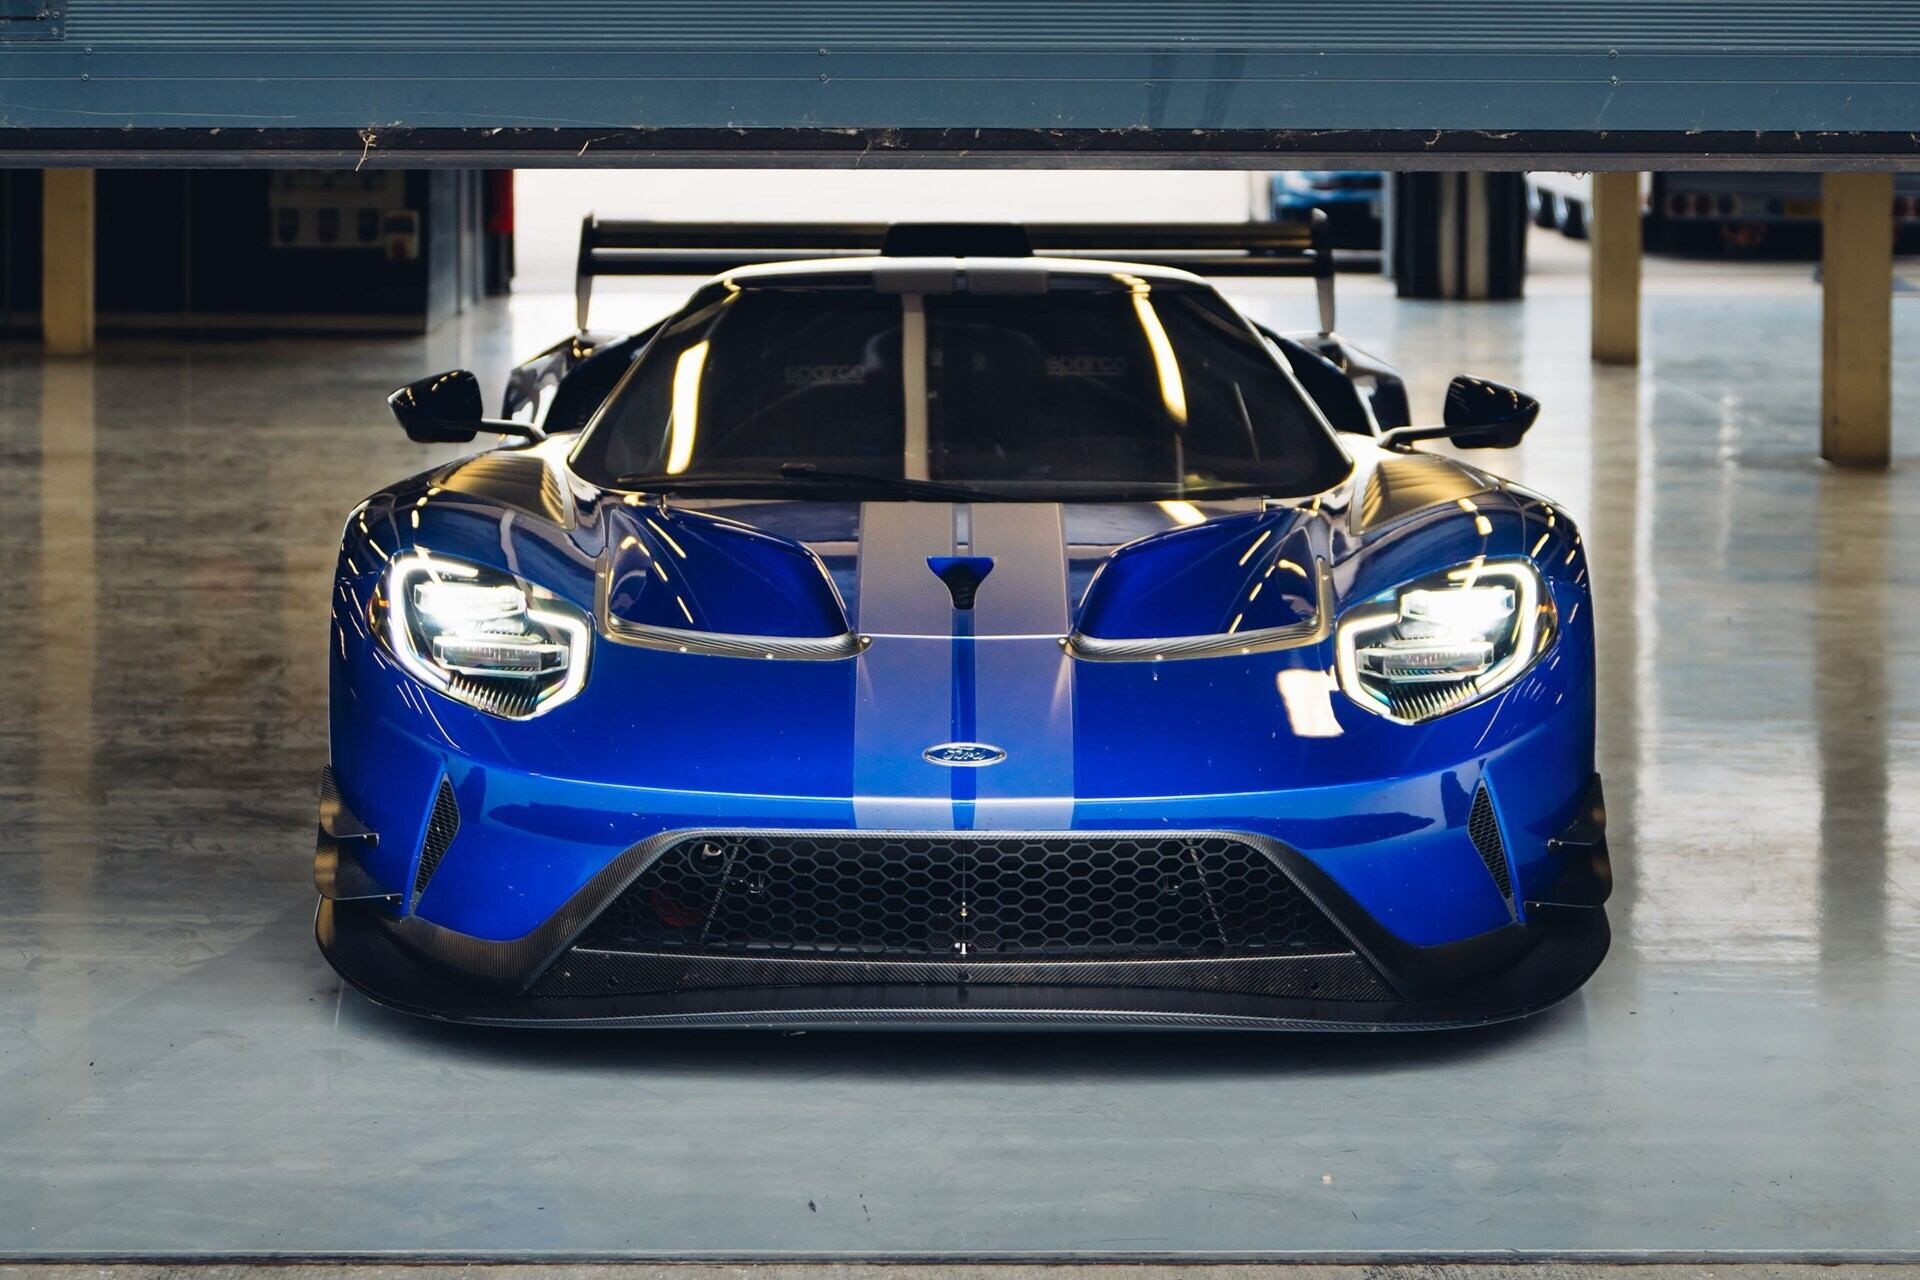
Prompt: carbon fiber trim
<box><xmin>384</xmin><ymin>827</ymin><xmax>1385</xmax><ymax>996</ymax></box>
<box><xmin>1063</xmin><ymin>560</ymin><xmax>1333</xmax><ymax>662</ymax></box>
<box><xmin>318</xmin><ymin>896</ymin><xmax>1611</xmax><ymax>1031</ymax></box>
<box><xmin>315</xmin><ymin>829</ymin><xmax>398</xmax><ymax>903</ymax></box>
<box><xmin>530</xmin><ymin>948</ymin><xmax>1390</xmax><ymax>1000</ymax></box>
<box><xmin>466</xmin><ymin>1007</ymin><xmax>1434</xmax><ymax>1031</ymax></box>
<box><xmin>314</xmin><ymin>768</ymin><xmax>396</xmax><ymax>903</ymax></box>
<box><xmin>1533</xmin><ymin>773</ymin><xmax>1613</xmax><ymax>908</ymax></box>
<box><xmin>317</xmin><ymin>765</ymin><xmax>375</xmax><ymax>841</ymax></box>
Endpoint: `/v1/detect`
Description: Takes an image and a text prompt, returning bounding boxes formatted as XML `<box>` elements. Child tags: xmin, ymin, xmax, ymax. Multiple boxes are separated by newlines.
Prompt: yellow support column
<box><xmin>1821</xmin><ymin>172</ymin><xmax>1894</xmax><ymax>468</ymax></box>
<box><xmin>41</xmin><ymin>168</ymin><xmax>96</xmax><ymax>356</ymax></box>
<box><xmin>1589</xmin><ymin>171</ymin><xmax>1641</xmax><ymax>365</ymax></box>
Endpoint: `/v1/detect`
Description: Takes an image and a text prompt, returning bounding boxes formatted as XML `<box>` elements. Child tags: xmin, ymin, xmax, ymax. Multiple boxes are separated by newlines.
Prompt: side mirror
<box><xmin>1381</xmin><ymin>375</ymin><xmax>1539</xmax><ymax>451</ymax></box>
<box><xmin>388</xmin><ymin>370</ymin><xmax>542</xmax><ymax>445</ymax></box>
<box><xmin>1442</xmin><ymin>375</ymin><xmax>1540</xmax><ymax>448</ymax></box>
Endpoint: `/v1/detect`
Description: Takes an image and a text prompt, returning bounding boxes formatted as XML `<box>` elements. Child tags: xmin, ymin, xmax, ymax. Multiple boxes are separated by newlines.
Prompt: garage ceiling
<box><xmin>2</xmin><ymin>0</ymin><xmax>1918</xmax><ymax>167</ymax></box>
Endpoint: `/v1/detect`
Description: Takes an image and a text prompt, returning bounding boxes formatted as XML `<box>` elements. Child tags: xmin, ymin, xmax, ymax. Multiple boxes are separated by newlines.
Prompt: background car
<box><xmin>1271</xmin><ymin>170</ymin><xmax>1384</xmax><ymax>250</ymax></box>
<box><xmin>1529</xmin><ymin>170</ymin><xmax>1920</xmax><ymax>251</ymax></box>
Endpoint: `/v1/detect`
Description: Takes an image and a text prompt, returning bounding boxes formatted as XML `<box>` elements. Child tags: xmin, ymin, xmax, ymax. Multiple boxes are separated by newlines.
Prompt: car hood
<box><xmin>368</xmin><ymin>446</ymin><xmax>1528</xmax><ymax>811</ymax></box>
<box><xmin>599</xmin><ymin>496</ymin><xmax>1314</xmax><ymax>641</ymax></box>
<box><xmin>543</xmin><ymin>492</ymin><xmax>1368</xmax><ymax>817</ymax></box>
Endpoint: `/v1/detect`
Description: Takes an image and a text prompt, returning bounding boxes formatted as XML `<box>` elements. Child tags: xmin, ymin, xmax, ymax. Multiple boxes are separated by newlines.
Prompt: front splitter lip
<box><xmin>316</xmin><ymin>897</ymin><xmax>1609</xmax><ymax>1032</ymax></box>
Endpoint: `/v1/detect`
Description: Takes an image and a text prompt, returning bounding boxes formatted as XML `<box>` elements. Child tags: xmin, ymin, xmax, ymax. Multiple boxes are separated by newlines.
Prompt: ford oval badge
<box><xmin>923</xmin><ymin>742</ymin><xmax>1007</xmax><ymax>768</ymax></box>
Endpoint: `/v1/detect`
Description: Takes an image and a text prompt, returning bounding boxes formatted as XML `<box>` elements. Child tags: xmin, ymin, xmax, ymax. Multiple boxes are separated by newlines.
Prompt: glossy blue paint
<box><xmin>327</xmin><ymin>438</ymin><xmax>1595</xmax><ymax>952</ymax></box>
<box><xmin>1074</xmin><ymin>508</ymin><xmax>1319</xmax><ymax>639</ymax></box>
<box><xmin>602</xmin><ymin>503</ymin><xmax>850</xmax><ymax>638</ymax></box>
<box><xmin>945</xmin><ymin>566</ymin><xmax>981</xmax><ymax>828</ymax></box>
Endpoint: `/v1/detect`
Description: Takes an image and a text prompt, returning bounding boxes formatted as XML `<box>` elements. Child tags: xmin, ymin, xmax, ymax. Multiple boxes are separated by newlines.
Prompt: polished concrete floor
<box><xmin>2</xmin><ymin>246</ymin><xmax>1919</xmax><ymax>1259</ymax></box>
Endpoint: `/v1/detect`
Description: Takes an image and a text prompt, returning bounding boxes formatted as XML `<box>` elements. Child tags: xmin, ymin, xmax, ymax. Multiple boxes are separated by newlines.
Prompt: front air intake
<box><xmin>410</xmin><ymin>778</ymin><xmax>461</xmax><ymax>911</ymax></box>
<box><xmin>570</xmin><ymin>833</ymin><xmax>1347</xmax><ymax>960</ymax></box>
<box><xmin>1468</xmin><ymin>785</ymin><xmax>1515</xmax><ymax>913</ymax></box>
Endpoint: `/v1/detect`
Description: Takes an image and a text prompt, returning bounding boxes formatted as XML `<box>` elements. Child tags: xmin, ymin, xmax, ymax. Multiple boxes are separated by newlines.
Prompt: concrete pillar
<box><xmin>1821</xmin><ymin>172</ymin><xmax>1894</xmax><ymax>468</ymax></box>
<box><xmin>1391</xmin><ymin>172</ymin><xmax>1528</xmax><ymax>300</ymax></box>
<box><xmin>1589</xmin><ymin>171</ymin><xmax>1641</xmax><ymax>365</ymax></box>
<box><xmin>41</xmin><ymin>168</ymin><xmax>96</xmax><ymax>355</ymax></box>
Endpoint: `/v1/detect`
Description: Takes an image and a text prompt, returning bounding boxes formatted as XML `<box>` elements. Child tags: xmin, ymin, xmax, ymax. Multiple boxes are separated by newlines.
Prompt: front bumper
<box><xmin>316</xmin><ymin>821</ymin><xmax>1610</xmax><ymax>1031</ymax></box>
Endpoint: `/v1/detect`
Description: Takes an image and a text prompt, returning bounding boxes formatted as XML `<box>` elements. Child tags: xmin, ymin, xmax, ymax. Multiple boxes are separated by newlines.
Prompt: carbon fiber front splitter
<box><xmin>315</xmin><ymin>896</ymin><xmax>1609</xmax><ymax>1032</ymax></box>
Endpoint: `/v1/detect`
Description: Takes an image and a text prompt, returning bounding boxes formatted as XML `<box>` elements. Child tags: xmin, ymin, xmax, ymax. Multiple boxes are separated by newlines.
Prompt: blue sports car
<box><xmin>1272</xmin><ymin>171</ymin><xmax>1384</xmax><ymax>250</ymax></box>
<box><xmin>316</xmin><ymin>224</ymin><xmax>1610</xmax><ymax>1030</ymax></box>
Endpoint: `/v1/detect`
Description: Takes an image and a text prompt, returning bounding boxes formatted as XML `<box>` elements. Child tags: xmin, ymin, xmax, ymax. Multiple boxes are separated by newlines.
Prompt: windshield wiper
<box><xmin>612</xmin><ymin>468</ymin><xmax>1283</xmax><ymax>504</ymax></box>
<box><xmin>775</xmin><ymin>465</ymin><xmax>999</xmax><ymax>501</ymax></box>
<box><xmin>1173</xmin><ymin>482</ymin><xmax>1283</xmax><ymax>501</ymax></box>
<box><xmin>613</xmin><ymin>466</ymin><xmax>993</xmax><ymax>502</ymax></box>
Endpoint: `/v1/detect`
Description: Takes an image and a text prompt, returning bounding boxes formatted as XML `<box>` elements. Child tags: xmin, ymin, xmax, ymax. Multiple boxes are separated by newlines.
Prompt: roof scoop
<box><xmin>928</xmin><ymin>556</ymin><xmax>995</xmax><ymax>611</ymax></box>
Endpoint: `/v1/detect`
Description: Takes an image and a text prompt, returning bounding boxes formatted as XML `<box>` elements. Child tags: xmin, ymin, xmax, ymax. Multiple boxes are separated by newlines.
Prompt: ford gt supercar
<box><xmin>316</xmin><ymin>222</ymin><xmax>1610</xmax><ymax>1030</ymax></box>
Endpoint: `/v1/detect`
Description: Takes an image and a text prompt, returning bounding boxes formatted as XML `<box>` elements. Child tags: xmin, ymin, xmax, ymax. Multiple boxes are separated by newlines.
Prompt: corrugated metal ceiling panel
<box><xmin>57</xmin><ymin>0</ymin><xmax>1920</xmax><ymax>51</ymax></box>
<box><xmin>5</xmin><ymin>1</ymin><xmax>1919</xmax><ymax>161</ymax></box>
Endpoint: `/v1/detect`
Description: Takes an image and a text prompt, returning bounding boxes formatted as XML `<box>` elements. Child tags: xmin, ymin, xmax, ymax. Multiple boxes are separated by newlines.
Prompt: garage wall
<box><xmin>0</xmin><ymin>169</ymin><xmax>496</xmax><ymax>333</ymax></box>
<box><xmin>512</xmin><ymin>170</ymin><xmax>1267</xmax><ymax>291</ymax></box>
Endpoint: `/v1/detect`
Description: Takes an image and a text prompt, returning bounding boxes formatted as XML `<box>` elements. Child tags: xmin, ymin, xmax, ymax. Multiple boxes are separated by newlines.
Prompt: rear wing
<box><xmin>573</xmin><ymin>213</ymin><xmax>1337</xmax><ymax>335</ymax></box>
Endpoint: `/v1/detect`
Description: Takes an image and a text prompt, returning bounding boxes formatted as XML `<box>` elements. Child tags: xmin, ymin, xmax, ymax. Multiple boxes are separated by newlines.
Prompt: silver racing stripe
<box><xmin>850</xmin><ymin>501</ymin><xmax>956</xmax><ymax>637</ymax></box>
<box><xmin>850</xmin><ymin>502</ymin><xmax>958</xmax><ymax>829</ymax></box>
<box><xmin>846</xmin><ymin>501</ymin><xmax>1077</xmax><ymax>830</ymax></box>
<box><xmin>967</xmin><ymin>503</ymin><xmax>1075</xmax><ymax>827</ymax></box>
<box><xmin>968</xmin><ymin>503</ymin><xmax>1070</xmax><ymax>637</ymax></box>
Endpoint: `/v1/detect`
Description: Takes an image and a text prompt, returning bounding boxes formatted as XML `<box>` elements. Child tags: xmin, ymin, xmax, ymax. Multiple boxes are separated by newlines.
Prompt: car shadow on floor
<box><xmin>329</xmin><ymin>936</ymin><xmax>1581</xmax><ymax>1081</ymax></box>
<box><xmin>374</xmin><ymin>1008</ymin><xmax>1576</xmax><ymax>1080</ymax></box>
<box><xmin>6</xmin><ymin>891</ymin><xmax>1581</xmax><ymax>1092</ymax></box>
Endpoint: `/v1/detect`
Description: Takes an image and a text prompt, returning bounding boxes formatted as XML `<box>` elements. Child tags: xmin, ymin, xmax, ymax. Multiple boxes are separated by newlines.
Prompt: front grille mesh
<box><xmin>1468</xmin><ymin>786</ymin><xmax>1514</xmax><ymax>910</ymax></box>
<box><xmin>410</xmin><ymin>778</ymin><xmax>460</xmax><ymax>910</ymax></box>
<box><xmin>571</xmin><ymin>833</ymin><xmax>1346</xmax><ymax>961</ymax></box>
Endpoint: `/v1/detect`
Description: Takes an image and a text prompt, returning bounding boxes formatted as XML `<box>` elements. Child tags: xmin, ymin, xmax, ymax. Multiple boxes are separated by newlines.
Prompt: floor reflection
<box><xmin>1816</xmin><ymin>465</ymin><xmax>1892</xmax><ymax>968</ymax></box>
<box><xmin>2</xmin><ymin>279</ymin><xmax>1919</xmax><ymax>1254</ymax></box>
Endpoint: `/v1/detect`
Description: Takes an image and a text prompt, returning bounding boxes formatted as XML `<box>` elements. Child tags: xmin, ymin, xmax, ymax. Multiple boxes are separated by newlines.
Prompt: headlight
<box><xmin>381</xmin><ymin>550</ymin><xmax>590</xmax><ymax>718</ymax></box>
<box><xmin>1334</xmin><ymin>558</ymin><xmax>1555</xmax><ymax>723</ymax></box>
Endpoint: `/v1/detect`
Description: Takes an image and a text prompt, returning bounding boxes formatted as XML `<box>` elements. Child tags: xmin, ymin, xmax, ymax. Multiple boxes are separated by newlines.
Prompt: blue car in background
<box><xmin>315</xmin><ymin>225</ymin><xmax>1610</xmax><ymax>1030</ymax></box>
<box><xmin>1273</xmin><ymin>171</ymin><xmax>1385</xmax><ymax>250</ymax></box>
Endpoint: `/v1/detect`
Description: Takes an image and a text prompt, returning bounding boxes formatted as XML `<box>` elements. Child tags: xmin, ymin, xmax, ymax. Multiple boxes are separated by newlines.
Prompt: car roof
<box><xmin>717</xmin><ymin>255</ymin><xmax>1216</xmax><ymax>291</ymax></box>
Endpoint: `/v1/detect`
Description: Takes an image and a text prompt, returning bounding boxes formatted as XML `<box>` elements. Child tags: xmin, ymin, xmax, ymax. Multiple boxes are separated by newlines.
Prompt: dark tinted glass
<box><xmin>571</xmin><ymin>278</ymin><xmax>1349</xmax><ymax>498</ymax></box>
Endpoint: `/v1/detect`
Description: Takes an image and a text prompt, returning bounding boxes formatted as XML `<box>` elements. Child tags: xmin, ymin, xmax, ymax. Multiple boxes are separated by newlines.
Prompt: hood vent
<box><xmin>928</xmin><ymin>556</ymin><xmax>995</xmax><ymax>610</ymax></box>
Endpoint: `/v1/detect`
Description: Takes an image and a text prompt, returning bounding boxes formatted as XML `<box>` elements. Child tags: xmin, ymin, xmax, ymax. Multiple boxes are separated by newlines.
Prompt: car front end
<box><xmin>317</xmin><ymin>254</ymin><xmax>1609</xmax><ymax>1031</ymax></box>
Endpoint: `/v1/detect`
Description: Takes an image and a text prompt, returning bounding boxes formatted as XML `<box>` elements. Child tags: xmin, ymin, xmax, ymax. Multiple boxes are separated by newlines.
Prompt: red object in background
<box><xmin>486</xmin><ymin>170</ymin><xmax>515</xmax><ymax>235</ymax></box>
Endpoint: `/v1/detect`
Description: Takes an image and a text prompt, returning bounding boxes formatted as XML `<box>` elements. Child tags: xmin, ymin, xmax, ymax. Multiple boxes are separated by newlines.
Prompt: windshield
<box><xmin>569</xmin><ymin>272</ymin><xmax>1351</xmax><ymax>500</ymax></box>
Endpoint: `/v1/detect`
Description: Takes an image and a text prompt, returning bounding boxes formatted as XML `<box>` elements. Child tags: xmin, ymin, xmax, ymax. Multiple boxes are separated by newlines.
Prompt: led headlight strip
<box><xmin>1334</xmin><ymin>557</ymin><xmax>1555</xmax><ymax>724</ymax></box>
<box><xmin>382</xmin><ymin>550</ymin><xmax>591</xmax><ymax>719</ymax></box>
